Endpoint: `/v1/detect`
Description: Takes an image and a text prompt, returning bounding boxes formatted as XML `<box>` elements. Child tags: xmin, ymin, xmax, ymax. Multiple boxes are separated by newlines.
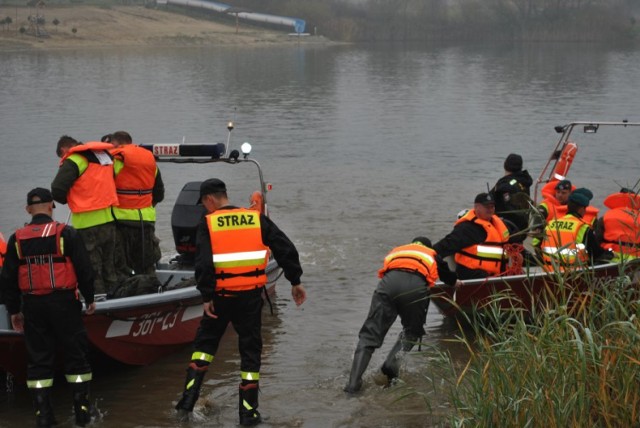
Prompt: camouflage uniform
<box><xmin>77</xmin><ymin>222</ymin><xmax>117</xmax><ymax>296</ymax></box>
<box><xmin>114</xmin><ymin>222</ymin><xmax>161</xmax><ymax>277</ymax></box>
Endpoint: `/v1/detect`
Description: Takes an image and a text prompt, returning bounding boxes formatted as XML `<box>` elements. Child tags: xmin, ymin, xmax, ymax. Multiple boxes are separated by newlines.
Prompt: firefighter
<box><xmin>0</xmin><ymin>188</ymin><xmax>96</xmax><ymax>427</ymax></box>
<box><xmin>175</xmin><ymin>178</ymin><xmax>306</xmax><ymax>426</ymax></box>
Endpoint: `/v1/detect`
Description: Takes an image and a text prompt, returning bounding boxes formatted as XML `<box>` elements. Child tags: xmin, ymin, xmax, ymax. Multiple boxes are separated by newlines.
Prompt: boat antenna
<box><xmin>225</xmin><ymin>120</ymin><xmax>234</xmax><ymax>157</ymax></box>
<box><xmin>224</xmin><ymin>108</ymin><xmax>237</xmax><ymax>157</ymax></box>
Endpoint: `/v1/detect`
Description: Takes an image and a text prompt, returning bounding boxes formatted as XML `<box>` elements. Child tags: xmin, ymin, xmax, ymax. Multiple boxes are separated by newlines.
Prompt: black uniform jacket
<box><xmin>195</xmin><ymin>205</ymin><xmax>303</xmax><ymax>302</ymax></box>
<box><xmin>0</xmin><ymin>214</ymin><xmax>95</xmax><ymax>315</ymax></box>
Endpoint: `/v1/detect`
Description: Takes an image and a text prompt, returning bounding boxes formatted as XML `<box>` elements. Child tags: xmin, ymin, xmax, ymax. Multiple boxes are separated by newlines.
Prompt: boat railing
<box><xmin>533</xmin><ymin>120</ymin><xmax>640</xmax><ymax>204</ymax></box>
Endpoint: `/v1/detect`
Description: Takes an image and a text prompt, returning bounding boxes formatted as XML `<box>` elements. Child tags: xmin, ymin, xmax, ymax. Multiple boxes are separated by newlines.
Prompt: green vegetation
<box><xmin>412</xmin><ymin>264</ymin><xmax>640</xmax><ymax>427</ymax></box>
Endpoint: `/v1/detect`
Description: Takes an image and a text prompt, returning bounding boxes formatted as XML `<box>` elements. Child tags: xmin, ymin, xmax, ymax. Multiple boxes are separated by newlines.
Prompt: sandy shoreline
<box><xmin>0</xmin><ymin>5</ymin><xmax>329</xmax><ymax>50</ymax></box>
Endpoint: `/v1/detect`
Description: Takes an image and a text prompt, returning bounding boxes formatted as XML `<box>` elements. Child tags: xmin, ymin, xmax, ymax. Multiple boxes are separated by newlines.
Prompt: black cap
<box><xmin>568</xmin><ymin>188</ymin><xmax>593</xmax><ymax>207</ymax></box>
<box><xmin>555</xmin><ymin>179</ymin><xmax>572</xmax><ymax>191</ymax></box>
<box><xmin>27</xmin><ymin>188</ymin><xmax>55</xmax><ymax>207</ymax></box>
<box><xmin>411</xmin><ymin>236</ymin><xmax>432</xmax><ymax>248</ymax></box>
<box><xmin>474</xmin><ymin>192</ymin><xmax>495</xmax><ymax>205</ymax></box>
<box><xmin>199</xmin><ymin>178</ymin><xmax>227</xmax><ymax>200</ymax></box>
<box><xmin>504</xmin><ymin>153</ymin><xmax>523</xmax><ymax>173</ymax></box>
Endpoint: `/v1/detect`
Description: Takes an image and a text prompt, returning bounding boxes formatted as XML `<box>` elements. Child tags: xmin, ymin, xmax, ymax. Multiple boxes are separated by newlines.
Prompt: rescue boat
<box><xmin>0</xmin><ymin>124</ymin><xmax>283</xmax><ymax>380</ymax></box>
<box><xmin>431</xmin><ymin>121</ymin><xmax>640</xmax><ymax>317</ymax></box>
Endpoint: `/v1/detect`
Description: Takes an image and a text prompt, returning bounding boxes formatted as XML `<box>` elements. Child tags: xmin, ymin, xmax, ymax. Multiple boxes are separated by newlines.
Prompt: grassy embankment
<box><xmin>402</xmin><ymin>257</ymin><xmax>640</xmax><ymax>427</ymax></box>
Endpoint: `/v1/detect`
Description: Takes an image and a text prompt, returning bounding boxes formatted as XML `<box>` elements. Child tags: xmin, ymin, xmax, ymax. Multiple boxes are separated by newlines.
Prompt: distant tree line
<box><xmin>230</xmin><ymin>0</ymin><xmax>639</xmax><ymax>42</ymax></box>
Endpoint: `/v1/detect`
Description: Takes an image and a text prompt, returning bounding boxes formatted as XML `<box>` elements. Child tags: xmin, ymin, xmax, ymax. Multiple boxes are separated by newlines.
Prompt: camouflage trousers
<box><xmin>114</xmin><ymin>222</ymin><xmax>161</xmax><ymax>278</ymax></box>
<box><xmin>77</xmin><ymin>222</ymin><xmax>117</xmax><ymax>297</ymax></box>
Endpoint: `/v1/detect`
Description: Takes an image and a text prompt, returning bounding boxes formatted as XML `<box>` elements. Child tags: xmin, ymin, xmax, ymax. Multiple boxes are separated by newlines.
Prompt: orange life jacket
<box><xmin>600</xmin><ymin>207</ymin><xmax>640</xmax><ymax>259</ymax></box>
<box><xmin>378</xmin><ymin>243</ymin><xmax>439</xmax><ymax>286</ymax></box>
<box><xmin>541</xmin><ymin>213</ymin><xmax>590</xmax><ymax>270</ymax></box>
<box><xmin>62</xmin><ymin>142</ymin><xmax>119</xmax><ymax>213</ymax></box>
<box><xmin>15</xmin><ymin>222</ymin><xmax>78</xmax><ymax>295</ymax></box>
<box><xmin>111</xmin><ymin>144</ymin><xmax>157</xmax><ymax>209</ymax></box>
<box><xmin>453</xmin><ymin>209</ymin><xmax>509</xmax><ymax>276</ymax></box>
<box><xmin>0</xmin><ymin>232</ymin><xmax>6</xmax><ymax>268</ymax></box>
<box><xmin>206</xmin><ymin>207</ymin><xmax>269</xmax><ymax>291</ymax></box>
<box><xmin>248</xmin><ymin>191</ymin><xmax>264</xmax><ymax>214</ymax></box>
<box><xmin>540</xmin><ymin>199</ymin><xmax>598</xmax><ymax>226</ymax></box>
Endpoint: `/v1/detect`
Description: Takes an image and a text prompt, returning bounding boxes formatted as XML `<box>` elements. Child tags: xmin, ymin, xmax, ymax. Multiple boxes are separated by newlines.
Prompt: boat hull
<box><xmin>0</xmin><ymin>261</ymin><xmax>282</xmax><ymax>380</ymax></box>
<box><xmin>431</xmin><ymin>262</ymin><xmax>633</xmax><ymax>317</ymax></box>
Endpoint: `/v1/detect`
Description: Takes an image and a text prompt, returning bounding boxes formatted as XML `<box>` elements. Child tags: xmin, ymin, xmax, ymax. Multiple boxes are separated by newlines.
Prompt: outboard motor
<box><xmin>171</xmin><ymin>181</ymin><xmax>207</xmax><ymax>265</ymax></box>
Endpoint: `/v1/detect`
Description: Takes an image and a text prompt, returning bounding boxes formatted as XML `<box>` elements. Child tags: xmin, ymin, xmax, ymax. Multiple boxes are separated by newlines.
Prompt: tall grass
<box><xmin>437</xmin><ymin>265</ymin><xmax>640</xmax><ymax>427</ymax></box>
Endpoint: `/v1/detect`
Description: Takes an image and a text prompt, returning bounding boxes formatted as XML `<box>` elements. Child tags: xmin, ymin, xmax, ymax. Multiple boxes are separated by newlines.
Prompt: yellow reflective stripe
<box><xmin>191</xmin><ymin>352</ymin><xmax>214</xmax><ymax>363</ymax></box>
<box><xmin>385</xmin><ymin>250</ymin><xmax>434</xmax><ymax>266</ymax></box>
<box><xmin>241</xmin><ymin>371</ymin><xmax>259</xmax><ymax>381</ymax></box>
<box><xmin>212</xmin><ymin>251</ymin><xmax>268</xmax><ymax>268</ymax></box>
<box><xmin>65</xmin><ymin>373</ymin><xmax>92</xmax><ymax>383</ymax></box>
<box><xmin>114</xmin><ymin>158</ymin><xmax>124</xmax><ymax>174</ymax></box>
<box><xmin>243</xmin><ymin>399</ymin><xmax>254</xmax><ymax>410</ymax></box>
<box><xmin>71</xmin><ymin>208</ymin><xmax>114</xmax><ymax>229</ymax></box>
<box><xmin>27</xmin><ymin>379</ymin><xmax>54</xmax><ymax>389</ymax></box>
<box><xmin>112</xmin><ymin>206</ymin><xmax>156</xmax><ymax>222</ymax></box>
<box><xmin>475</xmin><ymin>245</ymin><xmax>505</xmax><ymax>260</ymax></box>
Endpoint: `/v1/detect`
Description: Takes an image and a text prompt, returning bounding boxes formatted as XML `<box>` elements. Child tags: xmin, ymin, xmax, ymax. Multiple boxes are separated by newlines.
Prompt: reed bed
<box><xmin>439</xmin><ymin>266</ymin><xmax>640</xmax><ymax>427</ymax></box>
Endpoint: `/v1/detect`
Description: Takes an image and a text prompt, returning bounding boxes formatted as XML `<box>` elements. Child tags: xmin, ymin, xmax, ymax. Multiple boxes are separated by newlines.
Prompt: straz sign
<box><xmin>152</xmin><ymin>144</ymin><xmax>180</xmax><ymax>157</ymax></box>
<box><xmin>105</xmin><ymin>306</ymin><xmax>202</xmax><ymax>339</ymax></box>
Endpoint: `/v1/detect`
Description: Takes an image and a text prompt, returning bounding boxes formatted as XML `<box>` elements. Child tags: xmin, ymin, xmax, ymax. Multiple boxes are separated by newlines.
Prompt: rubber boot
<box><xmin>175</xmin><ymin>364</ymin><xmax>207</xmax><ymax>421</ymax></box>
<box><xmin>238</xmin><ymin>381</ymin><xmax>261</xmax><ymax>426</ymax></box>
<box><xmin>343</xmin><ymin>347</ymin><xmax>373</xmax><ymax>394</ymax></box>
<box><xmin>72</xmin><ymin>382</ymin><xmax>91</xmax><ymax>427</ymax></box>
<box><xmin>380</xmin><ymin>333</ymin><xmax>416</xmax><ymax>384</ymax></box>
<box><xmin>31</xmin><ymin>387</ymin><xmax>57</xmax><ymax>428</ymax></box>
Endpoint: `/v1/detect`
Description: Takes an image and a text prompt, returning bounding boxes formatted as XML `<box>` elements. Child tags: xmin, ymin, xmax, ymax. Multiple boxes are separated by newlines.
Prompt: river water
<box><xmin>1</xmin><ymin>41</ymin><xmax>639</xmax><ymax>427</ymax></box>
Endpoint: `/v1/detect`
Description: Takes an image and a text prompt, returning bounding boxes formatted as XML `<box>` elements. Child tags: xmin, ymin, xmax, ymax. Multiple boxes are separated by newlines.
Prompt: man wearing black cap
<box><xmin>344</xmin><ymin>237</ymin><xmax>460</xmax><ymax>394</ymax></box>
<box><xmin>433</xmin><ymin>193</ymin><xmax>511</xmax><ymax>280</ymax></box>
<box><xmin>175</xmin><ymin>178</ymin><xmax>306</xmax><ymax>426</ymax></box>
<box><xmin>491</xmin><ymin>153</ymin><xmax>533</xmax><ymax>242</ymax></box>
<box><xmin>0</xmin><ymin>188</ymin><xmax>96</xmax><ymax>427</ymax></box>
<box><xmin>536</xmin><ymin>188</ymin><xmax>606</xmax><ymax>270</ymax></box>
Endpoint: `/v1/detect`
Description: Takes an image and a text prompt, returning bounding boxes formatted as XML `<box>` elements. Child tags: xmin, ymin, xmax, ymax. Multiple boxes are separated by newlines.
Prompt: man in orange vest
<box><xmin>344</xmin><ymin>237</ymin><xmax>459</xmax><ymax>394</ymax></box>
<box><xmin>51</xmin><ymin>136</ymin><xmax>119</xmax><ymax>296</ymax></box>
<box><xmin>537</xmin><ymin>188</ymin><xmax>607</xmax><ymax>270</ymax></box>
<box><xmin>433</xmin><ymin>193</ymin><xmax>510</xmax><ymax>280</ymax></box>
<box><xmin>0</xmin><ymin>188</ymin><xmax>96</xmax><ymax>427</ymax></box>
<box><xmin>109</xmin><ymin>131</ymin><xmax>165</xmax><ymax>277</ymax></box>
<box><xmin>175</xmin><ymin>178</ymin><xmax>306</xmax><ymax>426</ymax></box>
<box><xmin>596</xmin><ymin>188</ymin><xmax>640</xmax><ymax>263</ymax></box>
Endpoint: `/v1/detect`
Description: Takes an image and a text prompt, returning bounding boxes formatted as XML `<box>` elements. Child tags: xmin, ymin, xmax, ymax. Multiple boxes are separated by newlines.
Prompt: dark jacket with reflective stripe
<box><xmin>195</xmin><ymin>205</ymin><xmax>303</xmax><ymax>302</ymax></box>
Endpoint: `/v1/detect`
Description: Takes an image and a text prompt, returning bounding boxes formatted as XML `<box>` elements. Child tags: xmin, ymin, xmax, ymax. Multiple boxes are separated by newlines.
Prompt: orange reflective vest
<box><xmin>111</xmin><ymin>144</ymin><xmax>156</xmax><ymax>209</ymax></box>
<box><xmin>454</xmin><ymin>209</ymin><xmax>509</xmax><ymax>276</ymax></box>
<box><xmin>541</xmin><ymin>213</ymin><xmax>590</xmax><ymax>270</ymax></box>
<box><xmin>378</xmin><ymin>243</ymin><xmax>439</xmax><ymax>286</ymax></box>
<box><xmin>15</xmin><ymin>222</ymin><xmax>78</xmax><ymax>295</ymax></box>
<box><xmin>0</xmin><ymin>232</ymin><xmax>6</xmax><ymax>268</ymax></box>
<box><xmin>600</xmin><ymin>207</ymin><xmax>640</xmax><ymax>260</ymax></box>
<box><xmin>540</xmin><ymin>200</ymin><xmax>598</xmax><ymax>226</ymax></box>
<box><xmin>206</xmin><ymin>208</ymin><xmax>269</xmax><ymax>291</ymax></box>
<box><xmin>61</xmin><ymin>142</ymin><xmax>118</xmax><ymax>213</ymax></box>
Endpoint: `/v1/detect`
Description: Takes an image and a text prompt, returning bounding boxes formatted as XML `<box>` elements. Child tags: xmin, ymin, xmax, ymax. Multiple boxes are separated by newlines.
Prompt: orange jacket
<box><xmin>0</xmin><ymin>232</ymin><xmax>6</xmax><ymax>268</ymax></box>
<box><xmin>378</xmin><ymin>243</ymin><xmax>439</xmax><ymax>286</ymax></box>
<box><xmin>453</xmin><ymin>209</ymin><xmax>509</xmax><ymax>276</ymax></box>
<box><xmin>540</xmin><ymin>199</ymin><xmax>598</xmax><ymax>226</ymax></box>
<box><xmin>206</xmin><ymin>208</ymin><xmax>269</xmax><ymax>291</ymax></box>
<box><xmin>600</xmin><ymin>207</ymin><xmax>640</xmax><ymax>260</ymax></box>
<box><xmin>15</xmin><ymin>222</ymin><xmax>78</xmax><ymax>295</ymax></box>
<box><xmin>541</xmin><ymin>213</ymin><xmax>590</xmax><ymax>270</ymax></box>
<box><xmin>62</xmin><ymin>142</ymin><xmax>118</xmax><ymax>213</ymax></box>
<box><xmin>112</xmin><ymin>144</ymin><xmax>157</xmax><ymax>209</ymax></box>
